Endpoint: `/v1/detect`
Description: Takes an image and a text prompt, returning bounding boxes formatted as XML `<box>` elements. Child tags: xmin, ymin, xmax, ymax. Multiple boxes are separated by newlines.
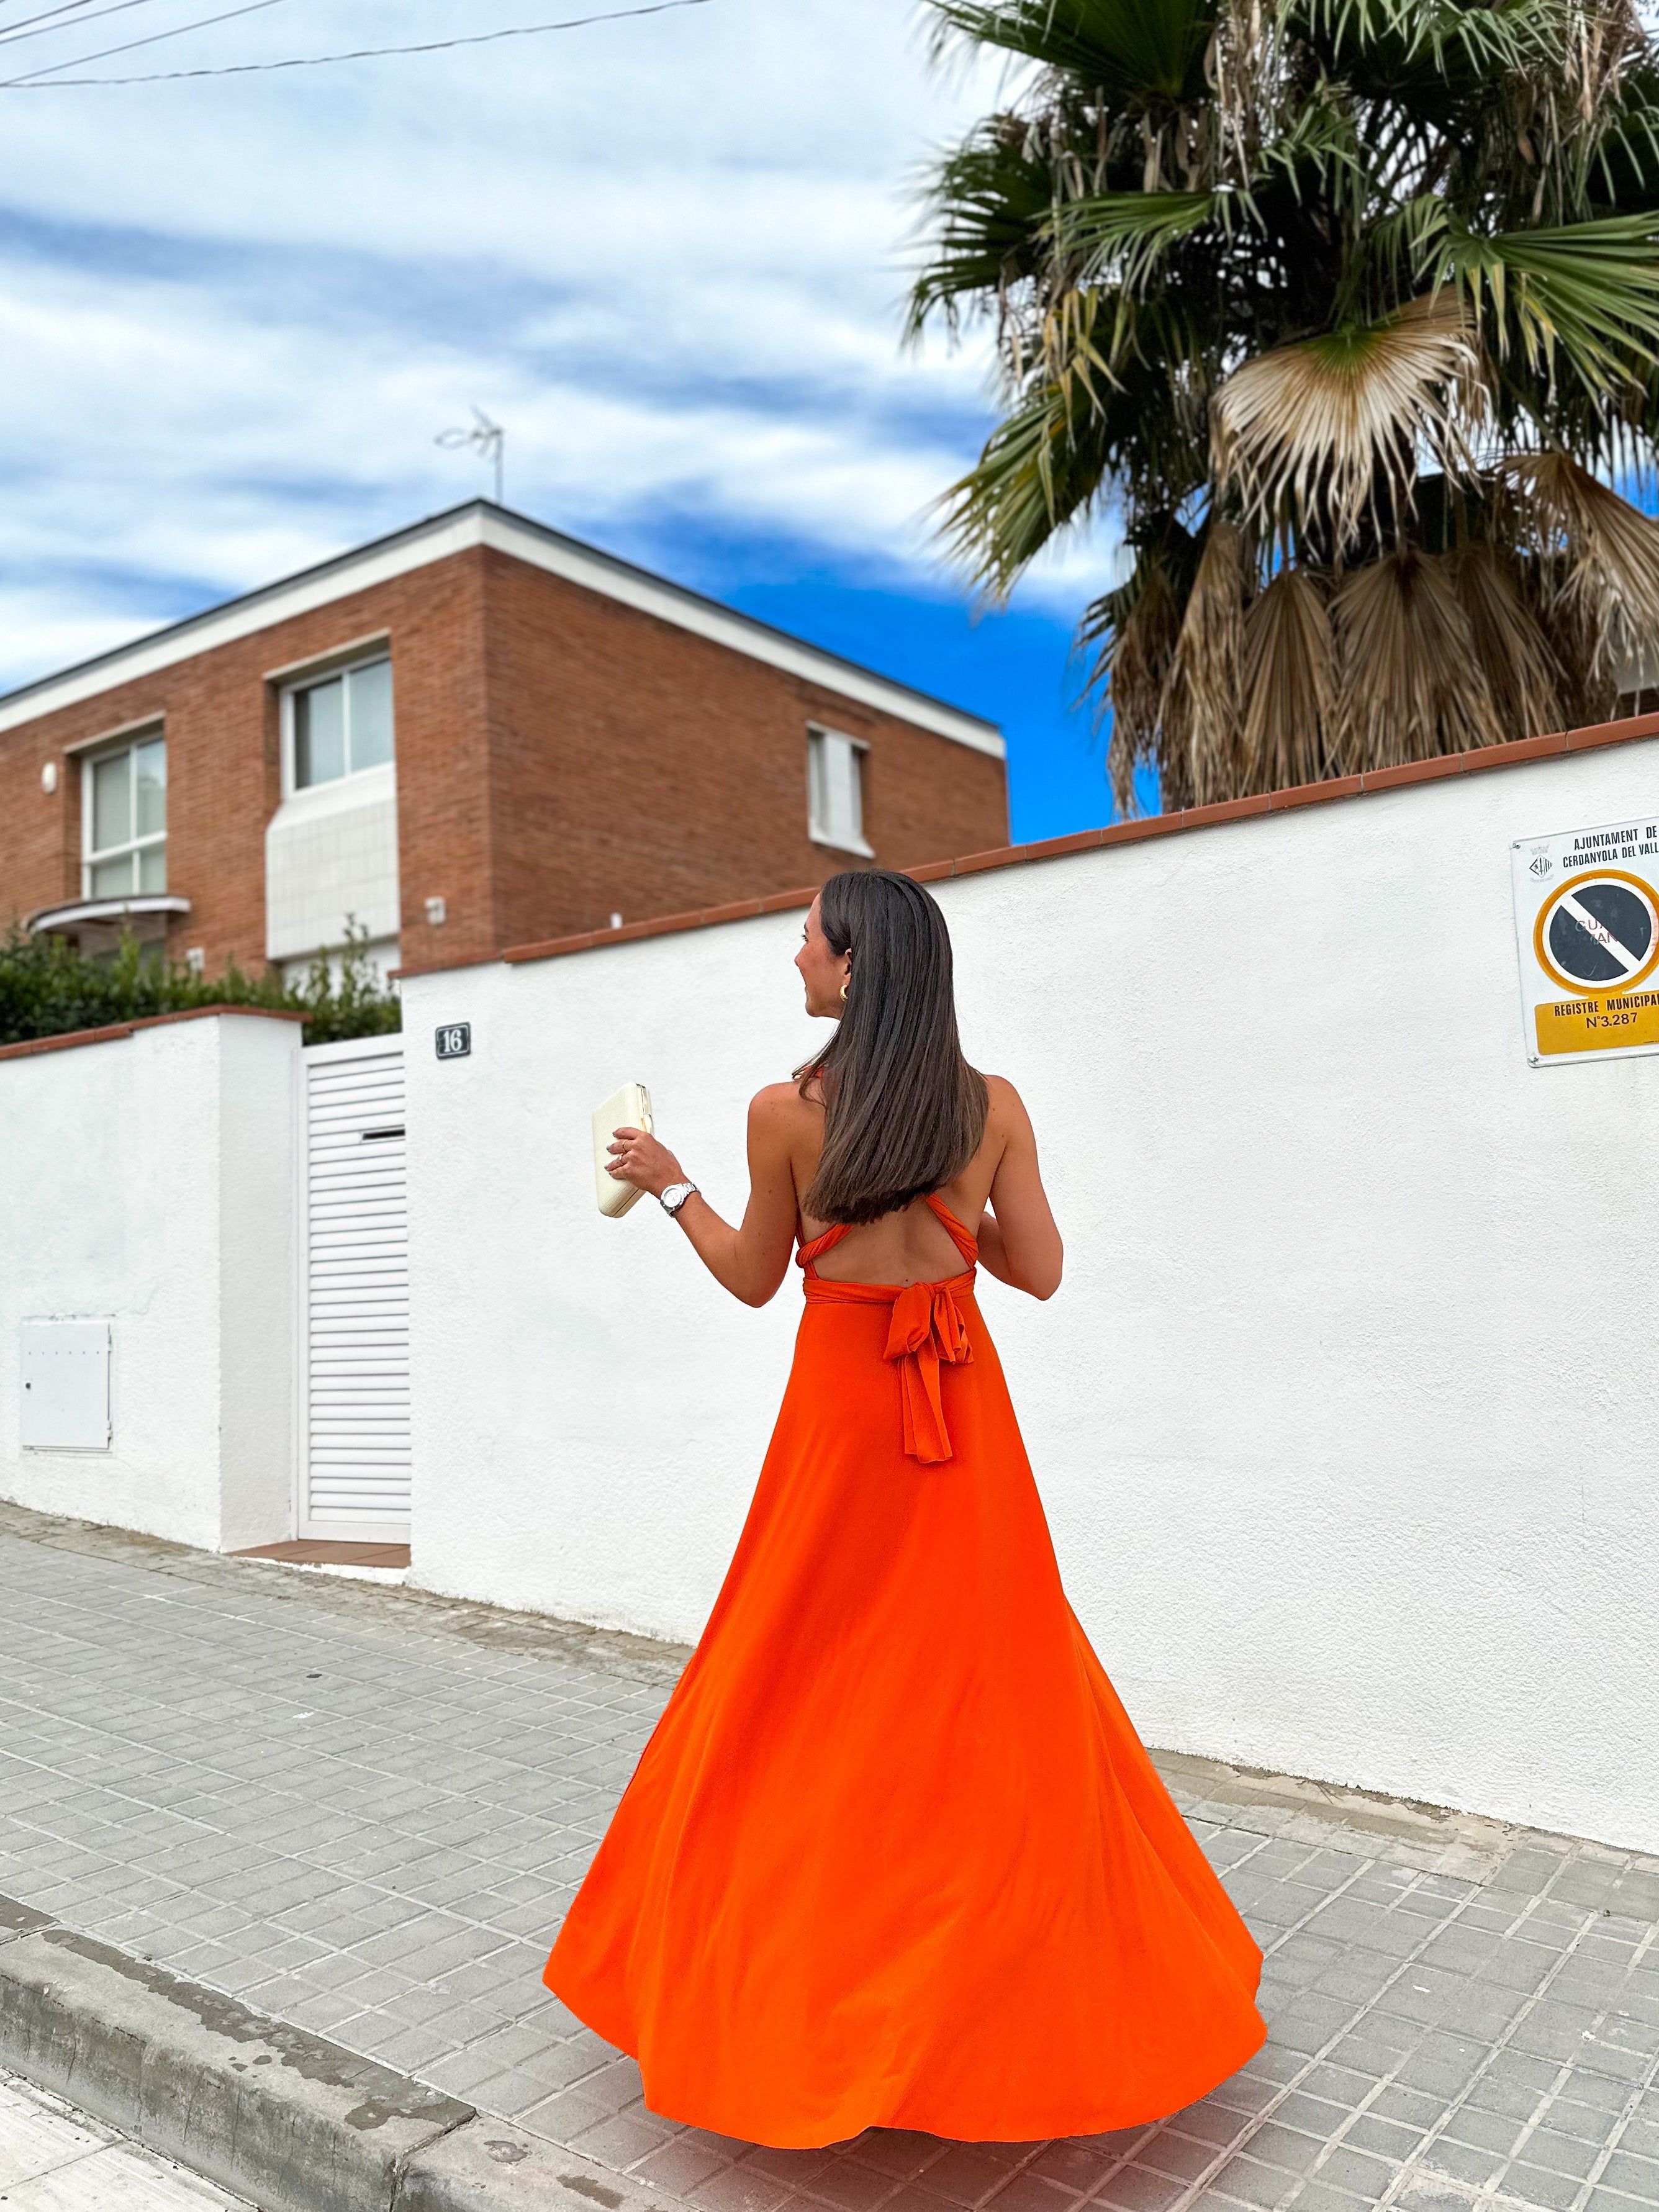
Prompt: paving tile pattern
<box><xmin>1</xmin><ymin>1506</ymin><xmax>1658</xmax><ymax>2212</ymax></box>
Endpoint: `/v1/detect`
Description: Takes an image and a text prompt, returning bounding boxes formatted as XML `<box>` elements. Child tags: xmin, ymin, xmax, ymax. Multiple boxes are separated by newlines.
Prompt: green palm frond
<box><xmin>1047</xmin><ymin>189</ymin><xmax>1222</xmax><ymax>292</ymax></box>
<box><xmin>926</xmin><ymin>0</ymin><xmax>1218</xmax><ymax>106</ymax></box>
<box><xmin>1303</xmin><ymin>0</ymin><xmax>1572</xmax><ymax>91</ymax></box>
<box><xmin>944</xmin><ymin>286</ymin><xmax>1211</xmax><ymax>595</ymax></box>
<box><xmin>1433</xmin><ymin>214</ymin><xmax>1659</xmax><ymax>392</ymax></box>
<box><xmin>1592</xmin><ymin>78</ymin><xmax>1659</xmax><ymax>201</ymax></box>
<box><xmin>1358</xmin><ymin>191</ymin><xmax>1447</xmax><ymax>304</ymax></box>
<box><xmin>1254</xmin><ymin>87</ymin><xmax>1367</xmax><ymax>207</ymax></box>
<box><xmin>934</xmin><ymin>378</ymin><xmax>1112</xmax><ymax>595</ymax></box>
<box><xmin>907</xmin><ymin>120</ymin><xmax>1057</xmax><ymax>341</ymax></box>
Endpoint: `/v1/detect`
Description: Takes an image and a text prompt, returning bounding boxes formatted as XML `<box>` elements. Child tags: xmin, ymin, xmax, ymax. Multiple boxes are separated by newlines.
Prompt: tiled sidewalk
<box><xmin>1</xmin><ymin>1503</ymin><xmax>1657</xmax><ymax>2212</ymax></box>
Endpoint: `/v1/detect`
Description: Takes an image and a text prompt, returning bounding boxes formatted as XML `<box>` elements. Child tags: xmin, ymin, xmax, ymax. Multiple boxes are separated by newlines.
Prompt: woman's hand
<box><xmin>607</xmin><ymin>1126</ymin><xmax>685</xmax><ymax>1199</ymax></box>
<box><xmin>603</xmin><ymin>1089</ymin><xmax>803</xmax><ymax>1307</ymax></box>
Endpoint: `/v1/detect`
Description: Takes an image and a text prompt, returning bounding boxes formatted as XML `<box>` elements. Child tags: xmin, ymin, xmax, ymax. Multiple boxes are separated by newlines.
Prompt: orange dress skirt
<box><xmin>544</xmin><ymin>1196</ymin><xmax>1265</xmax><ymax>2147</ymax></box>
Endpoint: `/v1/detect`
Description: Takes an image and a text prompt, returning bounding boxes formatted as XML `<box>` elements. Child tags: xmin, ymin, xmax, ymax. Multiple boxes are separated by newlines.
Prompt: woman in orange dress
<box><xmin>545</xmin><ymin>869</ymin><xmax>1264</xmax><ymax>2150</ymax></box>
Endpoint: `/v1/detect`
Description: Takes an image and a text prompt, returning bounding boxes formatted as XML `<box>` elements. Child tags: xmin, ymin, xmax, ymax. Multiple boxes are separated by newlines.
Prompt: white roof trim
<box><xmin>0</xmin><ymin>504</ymin><xmax>1005</xmax><ymax>759</ymax></box>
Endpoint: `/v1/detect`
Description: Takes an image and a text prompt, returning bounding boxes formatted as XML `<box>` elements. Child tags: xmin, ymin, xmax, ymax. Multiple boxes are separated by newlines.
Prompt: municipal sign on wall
<box><xmin>1512</xmin><ymin>815</ymin><xmax>1659</xmax><ymax>1064</ymax></box>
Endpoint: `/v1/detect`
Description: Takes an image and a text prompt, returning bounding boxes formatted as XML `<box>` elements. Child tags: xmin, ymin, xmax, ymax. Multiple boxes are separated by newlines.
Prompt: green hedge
<box><xmin>1</xmin><ymin>921</ymin><xmax>402</xmax><ymax>1049</ymax></box>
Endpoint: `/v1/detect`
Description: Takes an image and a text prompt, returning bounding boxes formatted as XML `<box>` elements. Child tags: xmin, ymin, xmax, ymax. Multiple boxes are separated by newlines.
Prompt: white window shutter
<box><xmin>807</xmin><ymin>729</ymin><xmax>872</xmax><ymax>856</ymax></box>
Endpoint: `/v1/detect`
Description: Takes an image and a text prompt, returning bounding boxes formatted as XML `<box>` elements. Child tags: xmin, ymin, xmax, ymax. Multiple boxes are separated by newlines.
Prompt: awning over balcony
<box><xmin>25</xmin><ymin>894</ymin><xmax>191</xmax><ymax>944</ymax></box>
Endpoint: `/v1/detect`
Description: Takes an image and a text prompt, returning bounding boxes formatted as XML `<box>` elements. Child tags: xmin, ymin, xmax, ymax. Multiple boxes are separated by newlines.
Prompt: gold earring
<box><xmin>839</xmin><ymin>979</ymin><xmax>849</xmax><ymax>1003</ymax></box>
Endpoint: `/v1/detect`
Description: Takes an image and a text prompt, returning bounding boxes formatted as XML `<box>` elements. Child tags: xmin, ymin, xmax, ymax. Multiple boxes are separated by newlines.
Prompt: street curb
<box><xmin>0</xmin><ymin>1895</ymin><xmax>690</xmax><ymax>2212</ymax></box>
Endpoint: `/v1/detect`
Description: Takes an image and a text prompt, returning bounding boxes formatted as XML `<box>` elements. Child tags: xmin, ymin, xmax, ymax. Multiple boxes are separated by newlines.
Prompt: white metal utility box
<box><xmin>19</xmin><ymin>1321</ymin><xmax>111</xmax><ymax>1451</ymax></box>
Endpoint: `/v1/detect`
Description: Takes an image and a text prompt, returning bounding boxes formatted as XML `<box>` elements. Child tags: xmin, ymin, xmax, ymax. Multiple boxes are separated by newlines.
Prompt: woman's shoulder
<box><xmin>749</xmin><ymin>1078</ymin><xmax>823</xmax><ymax>1122</ymax></box>
<box><xmin>981</xmin><ymin>1072</ymin><xmax>1030</xmax><ymax>1122</ymax></box>
<box><xmin>977</xmin><ymin>1073</ymin><xmax>1035</xmax><ymax>1154</ymax></box>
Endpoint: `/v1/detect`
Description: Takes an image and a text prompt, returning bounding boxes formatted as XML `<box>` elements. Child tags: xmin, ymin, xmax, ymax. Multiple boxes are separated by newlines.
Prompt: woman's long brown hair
<box><xmin>798</xmin><ymin>870</ymin><xmax>988</xmax><ymax>1226</ymax></box>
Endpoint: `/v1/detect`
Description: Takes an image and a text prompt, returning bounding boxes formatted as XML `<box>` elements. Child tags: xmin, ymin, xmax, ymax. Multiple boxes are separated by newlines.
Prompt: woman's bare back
<box><xmin>779</xmin><ymin>1076</ymin><xmax>1011</xmax><ymax>1288</ymax></box>
<box><xmin>604</xmin><ymin>1058</ymin><xmax>1060</xmax><ymax>1307</ymax></box>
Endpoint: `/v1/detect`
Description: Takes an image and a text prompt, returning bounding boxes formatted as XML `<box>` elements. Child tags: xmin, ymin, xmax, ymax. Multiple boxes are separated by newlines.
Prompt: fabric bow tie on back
<box><xmin>882</xmin><ymin>1279</ymin><xmax>974</xmax><ymax>1463</ymax></box>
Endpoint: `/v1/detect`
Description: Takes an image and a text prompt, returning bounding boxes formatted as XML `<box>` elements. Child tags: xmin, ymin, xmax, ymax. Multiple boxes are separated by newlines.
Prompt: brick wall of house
<box><xmin>466</xmin><ymin>549</ymin><xmax>1009</xmax><ymax>961</ymax></box>
<box><xmin>0</xmin><ymin>556</ymin><xmax>490</xmax><ymax>977</ymax></box>
<box><xmin>0</xmin><ymin>709</ymin><xmax>79</xmax><ymax>934</ymax></box>
<box><xmin>0</xmin><ymin>534</ymin><xmax>1006</xmax><ymax>981</ymax></box>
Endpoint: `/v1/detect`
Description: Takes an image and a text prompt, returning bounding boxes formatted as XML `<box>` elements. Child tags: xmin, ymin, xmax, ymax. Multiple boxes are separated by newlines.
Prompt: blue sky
<box><xmin>0</xmin><ymin>0</ymin><xmax>1124</xmax><ymax>841</ymax></box>
<box><xmin>726</xmin><ymin>570</ymin><xmax>1111</xmax><ymax>848</ymax></box>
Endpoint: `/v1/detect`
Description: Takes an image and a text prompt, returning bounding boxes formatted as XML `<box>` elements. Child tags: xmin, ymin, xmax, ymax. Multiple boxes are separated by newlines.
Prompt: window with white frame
<box><xmin>287</xmin><ymin>655</ymin><xmax>394</xmax><ymax>790</ymax></box>
<box><xmin>84</xmin><ymin>731</ymin><xmax>166</xmax><ymax>899</ymax></box>
<box><xmin>807</xmin><ymin>726</ymin><xmax>872</xmax><ymax>857</ymax></box>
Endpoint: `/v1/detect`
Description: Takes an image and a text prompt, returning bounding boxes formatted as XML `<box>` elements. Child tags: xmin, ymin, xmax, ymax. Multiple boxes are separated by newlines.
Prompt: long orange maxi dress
<box><xmin>545</xmin><ymin>1195</ymin><xmax>1265</xmax><ymax>2147</ymax></box>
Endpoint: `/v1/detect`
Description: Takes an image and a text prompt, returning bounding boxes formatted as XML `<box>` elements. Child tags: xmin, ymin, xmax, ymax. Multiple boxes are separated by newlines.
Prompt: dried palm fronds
<box><xmin>1208</xmin><ymin>0</ymin><xmax>1283</xmax><ymax>186</ymax></box>
<box><xmin>1501</xmin><ymin>450</ymin><xmax>1659</xmax><ymax>688</ymax></box>
<box><xmin>1160</xmin><ymin>521</ymin><xmax>1249</xmax><ymax>805</ymax></box>
<box><xmin>1448</xmin><ymin>540</ymin><xmax>1566</xmax><ymax>744</ymax></box>
<box><xmin>1332</xmin><ymin>548</ymin><xmax>1506</xmax><ymax>767</ymax></box>
<box><xmin>1537</xmin><ymin>594</ymin><xmax>1622</xmax><ymax>729</ymax></box>
<box><xmin>1093</xmin><ymin>557</ymin><xmax>1187</xmax><ymax>811</ymax></box>
<box><xmin>1211</xmin><ymin>292</ymin><xmax>1486</xmax><ymax>559</ymax></box>
<box><xmin>1239</xmin><ymin>567</ymin><xmax>1342</xmax><ymax>792</ymax></box>
<box><xmin>1564</xmin><ymin>0</ymin><xmax>1647</xmax><ymax>136</ymax></box>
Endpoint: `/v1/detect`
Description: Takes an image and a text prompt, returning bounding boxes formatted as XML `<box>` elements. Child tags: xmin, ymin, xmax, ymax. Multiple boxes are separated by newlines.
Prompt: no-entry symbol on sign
<box><xmin>1512</xmin><ymin>817</ymin><xmax>1659</xmax><ymax>1063</ymax></box>
<box><xmin>1534</xmin><ymin>872</ymin><xmax>1659</xmax><ymax>993</ymax></box>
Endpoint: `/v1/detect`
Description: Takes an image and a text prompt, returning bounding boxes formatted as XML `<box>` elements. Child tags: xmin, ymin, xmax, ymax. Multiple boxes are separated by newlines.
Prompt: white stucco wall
<box><xmin>401</xmin><ymin>736</ymin><xmax>1659</xmax><ymax>1853</ymax></box>
<box><xmin>0</xmin><ymin>1011</ymin><xmax>299</xmax><ymax>1551</ymax></box>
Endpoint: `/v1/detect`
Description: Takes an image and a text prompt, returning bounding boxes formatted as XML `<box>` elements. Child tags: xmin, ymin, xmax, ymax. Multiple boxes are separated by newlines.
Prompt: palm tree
<box><xmin>910</xmin><ymin>0</ymin><xmax>1659</xmax><ymax>810</ymax></box>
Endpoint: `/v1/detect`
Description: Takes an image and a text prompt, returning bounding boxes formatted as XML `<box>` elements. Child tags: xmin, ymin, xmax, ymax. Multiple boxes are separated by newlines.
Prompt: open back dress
<box><xmin>545</xmin><ymin>1193</ymin><xmax>1265</xmax><ymax>2148</ymax></box>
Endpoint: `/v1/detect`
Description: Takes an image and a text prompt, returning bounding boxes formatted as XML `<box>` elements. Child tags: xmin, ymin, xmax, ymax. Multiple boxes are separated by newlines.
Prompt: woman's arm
<box><xmin>976</xmin><ymin>1078</ymin><xmax>1063</xmax><ymax>1300</ymax></box>
<box><xmin>602</xmin><ymin>1085</ymin><xmax>803</xmax><ymax>1307</ymax></box>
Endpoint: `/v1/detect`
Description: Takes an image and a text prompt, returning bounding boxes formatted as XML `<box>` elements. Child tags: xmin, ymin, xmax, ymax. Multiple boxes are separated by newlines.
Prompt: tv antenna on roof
<box><xmin>436</xmin><ymin>408</ymin><xmax>504</xmax><ymax>506</ymax></box>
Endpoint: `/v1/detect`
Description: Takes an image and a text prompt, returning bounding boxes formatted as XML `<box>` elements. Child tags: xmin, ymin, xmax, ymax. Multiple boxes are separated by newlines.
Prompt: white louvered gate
<box><xmin>299</xmin><ymin>1036</ymin><xmax>410</xmax><ymax>1538</ymax></box>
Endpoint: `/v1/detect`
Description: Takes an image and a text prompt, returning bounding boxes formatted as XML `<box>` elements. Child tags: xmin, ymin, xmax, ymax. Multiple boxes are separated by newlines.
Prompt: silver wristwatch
<box><xmin>659</xmin><ymin>1181</ymin><xmax>699</xmax><ymax>1217</ymax></box>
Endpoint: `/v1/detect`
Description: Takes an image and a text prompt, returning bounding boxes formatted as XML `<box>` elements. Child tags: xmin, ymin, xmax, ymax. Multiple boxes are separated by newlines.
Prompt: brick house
<box><xmin>0</xmin><ymin>502</ymin><xmax>1006</xmax><ymax>980</ymax></box>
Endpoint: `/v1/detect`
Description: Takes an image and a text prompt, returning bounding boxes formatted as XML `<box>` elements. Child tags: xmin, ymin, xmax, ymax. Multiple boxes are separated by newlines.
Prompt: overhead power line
<box><xmin>4</xmin><ymin>0</ymin><xmax>298</xmax><ymax>79</ymax></box>
<box><xmin>0</xmin><ymin>0</ymin><xmax>101</xmax><ymax>25</ymax></box>
<box><xmin>0</xmin><ymin>0</ymin><xmax>712</xmax><ymax>84</ymax></box>
<box><xmin>3</xmin><ymin>0</ymin><xmax>289</xmax><ymax>78</ymax></box>
<box><xmin>0</xmin><ymin>0</ymin><xmax>115</xmax><ymax>46</ymax></box>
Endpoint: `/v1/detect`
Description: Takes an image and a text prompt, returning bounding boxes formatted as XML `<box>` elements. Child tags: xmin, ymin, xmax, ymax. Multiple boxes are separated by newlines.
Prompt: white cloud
<box><xmin>0</xmin><ymin>0</ymin><xmax>1106</xmax><ymax>688</ymax></box>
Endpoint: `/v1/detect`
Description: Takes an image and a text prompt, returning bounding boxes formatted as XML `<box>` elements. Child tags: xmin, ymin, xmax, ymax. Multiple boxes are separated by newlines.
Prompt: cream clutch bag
<box><xmin>592</xmin><ymin>1082</ymin><xmax>654</xmax><ymax>1217</ymax></box>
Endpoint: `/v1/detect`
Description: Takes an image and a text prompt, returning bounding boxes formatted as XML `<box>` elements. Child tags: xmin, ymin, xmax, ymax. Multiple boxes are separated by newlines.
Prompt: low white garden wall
<box><xmin>0</xmin><ymin>1008</ymin><xmax>301</xmax><ymax>1552</ymax></box>
<box><xmin>402</xmin><ymin>731</ymin><xmax>1659</xmax><ymax>1854</ymax></box>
